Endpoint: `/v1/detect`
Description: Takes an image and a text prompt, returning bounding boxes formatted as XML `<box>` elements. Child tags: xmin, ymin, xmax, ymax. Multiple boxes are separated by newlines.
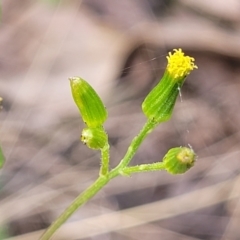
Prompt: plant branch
<box><xmin>121</xmin><ymin>162</ymin><xmax>165</xmax><ymax>175</ymax></box>
<box><xmin>111</xmin><ymin>118</ymin><xmax>158</xmax><ymax>174</ymax></box>
<box><xmin>100</xmin><ymin>143</ymin><xmax>110</xmax><ymax>175</ymax></box>
<box><xmin>40</xmin><ymin>119</ymin><xmax>159</xmax><ymax>239</ymax></box>
<box><xmin>40</xmin><ymin>176</ymin><xmax>111</xmax><ymax>240</ymax></box>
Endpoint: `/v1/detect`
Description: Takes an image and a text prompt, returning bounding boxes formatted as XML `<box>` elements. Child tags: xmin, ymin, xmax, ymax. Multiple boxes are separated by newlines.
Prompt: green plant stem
<box><xmin>100</xmin><ymin>143</ymin><xmax>110</xmax><ymax>176</ymax></box>
<box><xmin>122</xmin><ymin>162</ymin><xmax>165</xmax><ymax>175</ymax></box>
<box><xmin>39</xmin><ymin>175</ymin><xmax>111</xmax><ymax>240</ymax></box>
<box><xmin>40</xmin><ymin>118</ymin><xmax>159</xmax><ymax>240</ymax></box>
<box><xmin>111</xmin><ymin>118</ymin><xmax>158</xmax><ymax>174</ymax></box>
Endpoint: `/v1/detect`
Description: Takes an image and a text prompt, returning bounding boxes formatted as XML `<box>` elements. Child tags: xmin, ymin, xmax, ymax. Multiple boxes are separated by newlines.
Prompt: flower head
<box><xmin>70</xmin><ymin>77</ymin><xmax>108</xmax><ymax>128</ymax></box>
<box><xmin>166</xmin><ymin>49</ymin><xmax>198</xmax><ymax>79</ymax></box>
<box><xmin>163</xmin><ymin>147</ymin><xmax>196</xmax><ymax>174</ymax></box>
<box><xmin>81</xmin><ymin>127</ymin><xmax>108</xmax><ymax>150</ymax></box>
<box><xmin>142</xmin><ymin>48</ymin><xmax>197</xmax><ymax>123</ymax></box>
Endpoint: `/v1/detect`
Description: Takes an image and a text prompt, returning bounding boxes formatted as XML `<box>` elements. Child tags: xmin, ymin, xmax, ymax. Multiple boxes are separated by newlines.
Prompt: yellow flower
<box><xmin>166</xmin><ymin>48</ymin><xmax>198</xmax><ymax>79</ymax></box>
<box><xmin>142</xmin><ymin>48</ymin><xmax>197</xmax><ymax>123</ymax></box>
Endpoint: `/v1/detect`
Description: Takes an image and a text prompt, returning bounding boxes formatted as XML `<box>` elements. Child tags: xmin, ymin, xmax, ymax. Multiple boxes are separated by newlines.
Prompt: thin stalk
<box><xmin>122</xmin><ymin>162</ymin><xmax>165</xmax><ymax>175</ymax></box>
<box><xmin>40</xmin><ymin>175</ymin><xmax>111</xmax><ymax>240</ymax></box>
<box><xmin>111</xmin><ymin>118</ymin><xmax>157</xmax><ymax>175</ymax></box>
<box><xmin>40</xmin><ymin>118</ymin><xmax>159</xmax><ymax>240</ymax></box>
<box><xmin>100</xmin><ymin>143</ymin><xmax>110</xmax><ymax>176</ymax></box>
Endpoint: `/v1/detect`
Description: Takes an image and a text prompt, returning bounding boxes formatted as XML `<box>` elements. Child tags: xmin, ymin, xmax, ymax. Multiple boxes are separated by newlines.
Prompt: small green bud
<box><xmin>0</xmin><ymin>146</ymin><xmax>4</xmax><ymax>169</ymax></box>
<box><xmin>70</xmin><ymin>77</ymin><xmax>108</xmax><ymax>128</ymax></box>
<box><xmin>81</xmin><ymin>127</ymin><xmax>108</xmax><ymax>150</ymax></box>
<box><xmin>142</xmin><ymin>49</ymin><xmax>197</xmax><ymax>123</ymax></box>
<box><xmin>163</xmin><ymin>147</ymin><xmax>196</xmax><ymax>174</ymax></box>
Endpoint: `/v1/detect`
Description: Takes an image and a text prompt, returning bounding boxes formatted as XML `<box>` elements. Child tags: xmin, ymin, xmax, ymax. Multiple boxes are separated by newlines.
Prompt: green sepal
<box><xmin>163</xmin><ymin>147</ymin><xmax>196</xmax><ymax>174</ymax></box>
<box><xmin>142</xmin><ymin>72</ymin><xmax>184</xmax><ymax>123</ymax></box>
<box><xmin>81</xmin><ymin>127</ymin><xmax>108</xmax><ymax>150</ymax></box>
<box><xmin>70</xmin><ymin>77</ymin><xmax>107</xmax><ymax>128</ymax></box>
<box><xmin>0</xmin><ymin>146</ymin><xmax>5</xmax><ymax>169</ymax></box>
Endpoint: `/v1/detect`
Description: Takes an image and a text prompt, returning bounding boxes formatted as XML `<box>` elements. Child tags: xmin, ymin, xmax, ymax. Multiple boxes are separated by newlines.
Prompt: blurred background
<box><xmin>1</xmin><ymin>0</ymin><xmax>240</xmax><ymax>239</ymax></box>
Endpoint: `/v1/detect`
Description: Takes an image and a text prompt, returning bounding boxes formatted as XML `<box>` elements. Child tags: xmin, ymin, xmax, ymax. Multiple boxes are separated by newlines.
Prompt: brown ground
<box><xmin>1</xmin><ymin>1</ymin><xmax>240</xmax><ymax>239</ymax></box>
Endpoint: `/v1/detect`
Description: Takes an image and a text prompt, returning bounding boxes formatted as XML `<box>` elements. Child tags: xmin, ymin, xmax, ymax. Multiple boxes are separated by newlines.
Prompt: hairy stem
<box><xmin>40</xmin><ymin>118</ymin><xmax>159</xmax><ymax>239</ymax></box>
<box><xmin>111</xmin><ymin>118</ymin><xmax>157</xmax><ymax>174</ymax></box>
<box><xmin>40</xmin><ymin>176</ymin><xmax>111</xmax><ymax>240</ymax></box>
<box><xmin>100</xmin><ymin>143</ymin><xmax>110</xmax><ymax>176</ymax></box>
<box><xmin>122</xmin><ymin>162</ymin><xmax>165</xmax><ymax>175</ymax></box>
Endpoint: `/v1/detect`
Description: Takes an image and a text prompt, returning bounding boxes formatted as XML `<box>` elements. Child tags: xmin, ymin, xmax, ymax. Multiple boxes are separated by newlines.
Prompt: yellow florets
<box><xmin>166</xmin><ymin>48</ymin><xmax>198</xmax><ymax>79</ymax></box>
<box><xmin>177</xmin><ymin>147</ymin><xmax>195</xmax><ymax>164</ymax></box>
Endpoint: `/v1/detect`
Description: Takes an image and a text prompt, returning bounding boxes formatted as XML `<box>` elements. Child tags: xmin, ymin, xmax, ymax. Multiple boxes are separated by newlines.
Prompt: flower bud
<box><xmin>142</xmin><ymin>49</ymin><xmax>197</xmax><ymax>123</ymax></box>
<box><xmin>163</xmin><ymin>147</ymin><xmax>196</xmax><ymax>174</ymax></box>
<box><xmin>70</xmin><ymin>77</ymin><xmax>107</xmax><ymax>128</ymax></box>
<box><xmin>81</xmin><ymin>127</ymin><xmax>108</xmax><ymax>150</ymax></box>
